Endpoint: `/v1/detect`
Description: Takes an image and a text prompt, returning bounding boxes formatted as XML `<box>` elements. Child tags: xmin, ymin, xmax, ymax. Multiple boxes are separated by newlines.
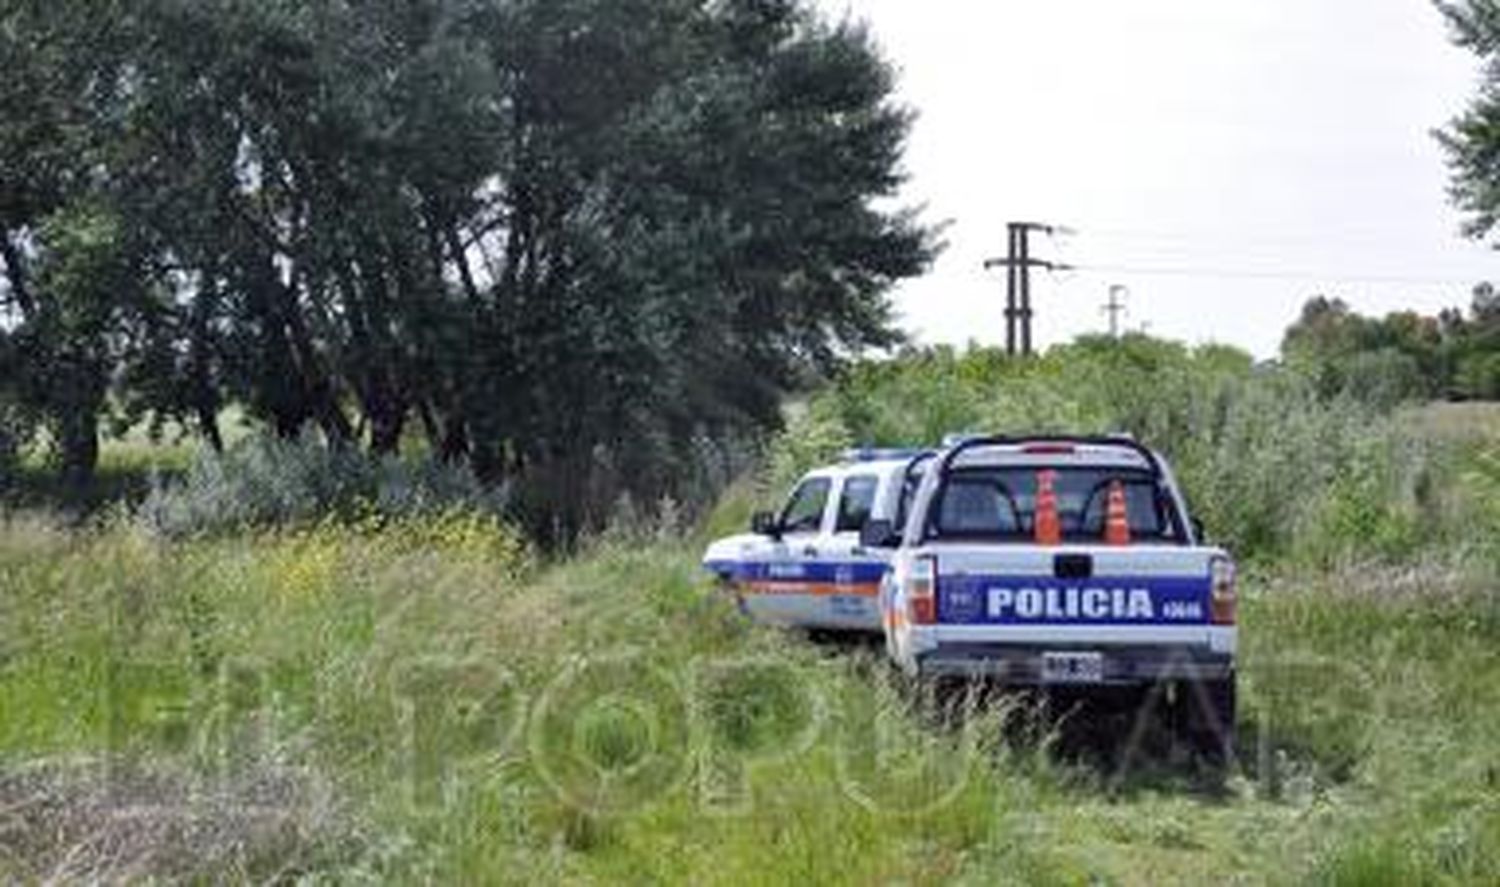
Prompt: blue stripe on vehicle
<box><xmin>705</xmin><ymin>560</ymin><xmax>738</xmax><ymax>579</ymax></box>
<box><xmin>705</xmin><ymin>561</ymin><xmax>890</xmax><ymax>584</ymax></box>
<box><xmin>938</xmin><ymin>574</ymin><xmax>1212</xmax><ymax>626</ymax></box>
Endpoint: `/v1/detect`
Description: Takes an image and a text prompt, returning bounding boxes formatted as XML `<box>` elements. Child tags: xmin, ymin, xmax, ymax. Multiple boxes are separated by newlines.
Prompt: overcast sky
<box><xmin>815</xmin><ymin>0</ymin><xmax>1498</xmax><ymax>357</ymax></box>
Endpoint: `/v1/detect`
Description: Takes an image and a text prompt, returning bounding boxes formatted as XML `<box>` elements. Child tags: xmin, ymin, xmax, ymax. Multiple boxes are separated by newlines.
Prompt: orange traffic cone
<box><xmin>1035</xmin><ymin>470</ymin><xmax>1061</xmax><ymax>545</ymax></box>
<box><xmin>1104</xmin><ymin>480</ymin><xmax>1131</xmax><ymax>546</ymax></box>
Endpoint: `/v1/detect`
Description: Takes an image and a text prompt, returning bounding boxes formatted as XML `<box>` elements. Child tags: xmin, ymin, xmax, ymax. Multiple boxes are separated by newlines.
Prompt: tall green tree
<box><xmin>2</xmin><ymin>0</ymin><xmax>935</xmax><ymax>529</ymax></box>
<box><xmin>1437</xmin><ymin>1</ymin><xmax>1500</xmax><ymax>239</ymax></box>
<box><xmin>0</xmin><ymin>0</ymin><xmax>141</xmax><ymax>489</ymax></box>
<box><xmin>1422</xmin><ymin>1</ymin><xmax>1500</xmax><ymax>399</ymax></box>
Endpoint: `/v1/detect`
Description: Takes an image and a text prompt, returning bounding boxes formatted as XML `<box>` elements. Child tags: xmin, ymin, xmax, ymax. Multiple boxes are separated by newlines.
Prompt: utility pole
<box><xmin>1004</xmin><ymin>226</ymin><xmax>1018</xmax><ymax>354</ymax></box>
<box><xmin>1019</xmin><ymin>225</ymin><xmax>1033</xmax><ymax>355</ymax></box>
<box><xmin>1103</xmin><ymin>284</ymin><xmax>1129</xmax><ymax>338</ymax></box>
<box><xmin>984</xmin><ymin>222</ymin><xmax>1072</xmax><ymax>357</ymax></box>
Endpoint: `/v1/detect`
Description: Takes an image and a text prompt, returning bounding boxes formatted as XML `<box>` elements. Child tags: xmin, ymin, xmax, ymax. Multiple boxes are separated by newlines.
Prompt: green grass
<box><xmin>3</xmin><ymin>391</ymin><xmax>1500</xmax><ymax>882</ymax></box>
<box><xmin>1</xmin><ymin>502</ymin><xmax>1498</xmax><ymax>883</ymax></box>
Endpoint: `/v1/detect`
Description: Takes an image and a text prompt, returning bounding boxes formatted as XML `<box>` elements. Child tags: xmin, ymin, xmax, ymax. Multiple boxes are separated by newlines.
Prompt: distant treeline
<box><xmin>1282</xmin><ymin>292</ymin><xmax>1500</xmax><ymax>405</ymax></box>
<box><xmin>1272</xmin><ymin>2</ymin><xmax>1500</xmax><ymax>407</ymax></box>
<box><xmin>0</xmin><ymin>0</ymin><xmax>933</xmax><ymax>535</ymax></box>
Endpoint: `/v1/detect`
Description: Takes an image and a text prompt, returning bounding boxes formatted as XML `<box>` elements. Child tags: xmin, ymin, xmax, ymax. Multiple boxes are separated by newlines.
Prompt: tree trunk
<box><xmin>440</xmin><ymin>415</ymin><xmax>471</xmax><ymax>464</ymax></box>
<box><xmin>56</xmin><ymin>407</ymin><xmax>98</xmax><ymax>495</ymax></box>
<box><xmin>273</xmin><ymin>271</ymin><xmax>352</xmax><ymax>446</ymax></box>
<box><xmin>368</xmin><ymin>400</ymin><xmax>405</xmax><ymax>455</ymax></box>
<box><xmin>444</xmin><ymin>222</ymin><xmax>484</xmax><ymax>309</ymax></box>
<box><xmin>197</xmin><ymin>402</ymin><xmax>224</xmax><ymax>453</ymax></box>
<box><xmin>417</xmin><ymin>399</ymin><xmax>443</xmax><ymax>450</ymax></box>
<box><xmin>190</xmin><ymin>272</ymin><xmax>224</xmax><ymax>453</ymax></box>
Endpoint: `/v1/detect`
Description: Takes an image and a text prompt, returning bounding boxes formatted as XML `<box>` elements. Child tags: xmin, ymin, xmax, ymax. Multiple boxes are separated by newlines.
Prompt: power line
<box><xmin>1066</xmin><ymin>262</ymin><xmax>1487</xmax><ymax>288</ymax></box>
<box><xmin>1048</xmin><ymin>226</ymin><xmax>1500</xmax><ymax>279</ymax></box>
<box><xmin>1056</xmin><ymin>224</ymin><xmax>1462</xmax><ymax>252</ymax></box>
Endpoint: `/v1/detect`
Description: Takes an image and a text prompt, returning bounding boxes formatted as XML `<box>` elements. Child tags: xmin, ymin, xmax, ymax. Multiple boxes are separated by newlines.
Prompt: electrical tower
<box><xmin>1103</xmin><ymin>284</ymin><xmax>1129</xmax><ymax>338</ymax></box>
<box><xmin>983</xmin><ymin>222</ymin><xmax>1072</xmax><ymax>356</ymax></box>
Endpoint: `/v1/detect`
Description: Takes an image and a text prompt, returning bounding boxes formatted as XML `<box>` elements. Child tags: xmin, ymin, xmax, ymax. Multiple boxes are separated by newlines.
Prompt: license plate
<box><xmin>1041</xmin><ymin>651</ymin><xmax>1105</xmax><ymax>684</ymax></box>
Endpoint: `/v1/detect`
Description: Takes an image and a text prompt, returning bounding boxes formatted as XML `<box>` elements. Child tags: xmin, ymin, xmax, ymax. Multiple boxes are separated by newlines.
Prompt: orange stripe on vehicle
<box><xmin>738</xmin><ymin>581</ymin><xmax>881</xmax><ymax>598</ymax></box>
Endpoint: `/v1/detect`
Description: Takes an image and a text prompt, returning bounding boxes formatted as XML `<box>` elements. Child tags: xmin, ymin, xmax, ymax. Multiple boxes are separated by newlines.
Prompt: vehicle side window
<box><xmin>938</xmin><ymin>477</ymin><xmax>1020</xmax><ymax>534</ymax></box>
<box><xmin>780</xmin><ymin>478</ymin><xmax>832</xmax><ymax>534</ymax></box>
<box><xmin>835</xmin><ymin>475</ymin><xmax>880</xmax><ymax>532</ymax></box>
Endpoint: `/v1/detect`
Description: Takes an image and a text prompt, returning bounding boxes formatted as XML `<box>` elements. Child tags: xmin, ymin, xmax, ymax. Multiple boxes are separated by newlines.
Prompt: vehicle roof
<box><xmin>946</xmin><ymin>440</ymin><xmax>1157</xmax><ymax>471</ymax></box>
<box><xmin>801</xmin><ymin>439</ymin><xmax>1165</xmax><ymax>479</ymax></box>
<box><xmin>840</xmin><ymin>447</ymin><xmax>931</xmax><ymax>464</ymax></box>
<box><xmin>800</xmin><ymin>449</ymin><xmax>934</xmax><ymax>481</ymax></box>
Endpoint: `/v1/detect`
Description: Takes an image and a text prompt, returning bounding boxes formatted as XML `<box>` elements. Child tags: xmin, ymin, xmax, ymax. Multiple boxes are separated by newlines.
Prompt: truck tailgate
<box><xmin>930</xmin><ymin>545</ymin><xmax>1215</xmax><ymax>627</ymax></box>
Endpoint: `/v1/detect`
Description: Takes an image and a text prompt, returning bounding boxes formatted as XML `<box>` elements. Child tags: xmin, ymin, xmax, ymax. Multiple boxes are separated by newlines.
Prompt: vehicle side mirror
<box><xmin>751</xmin><ymin>511</ymin><xmax>782</xmax><ymax>539</ymax></box>
<box><xmin>860</xmin><ymin>518</ymin><xmax>900</xmax><ymax>549</ymax></box>
<box><xmin>1191</xmin><ymin>517</ymin><xmax>1207</xmax><ymax>543</ymax></box>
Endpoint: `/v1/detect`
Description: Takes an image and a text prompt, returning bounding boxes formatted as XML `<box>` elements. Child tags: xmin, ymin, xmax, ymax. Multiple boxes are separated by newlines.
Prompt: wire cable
<box><xmin>1063</xmin><ymin>262</ymin><xmax>1488</xmax><ymax>287</ymax></box>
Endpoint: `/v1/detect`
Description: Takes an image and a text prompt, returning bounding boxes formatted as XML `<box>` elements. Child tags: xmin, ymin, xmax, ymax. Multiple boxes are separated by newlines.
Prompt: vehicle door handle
<box><xmin>802</xmin><ymin>546</ymin><xmax>819</xmax><ymax>557</ymax></box>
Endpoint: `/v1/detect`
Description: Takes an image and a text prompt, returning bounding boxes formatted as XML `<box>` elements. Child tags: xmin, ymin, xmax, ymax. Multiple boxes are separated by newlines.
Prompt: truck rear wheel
<box><xmin>1181</xmin><ymin>677</ymin><xmax>1236</xmax><ymax>766</ymax></box>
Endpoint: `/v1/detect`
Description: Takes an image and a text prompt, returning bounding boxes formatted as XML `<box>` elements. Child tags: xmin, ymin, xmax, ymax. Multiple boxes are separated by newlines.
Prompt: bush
<box><xmin>766</xmin><ymin>338</ymin><xmax>1447</xmax><ymax>565</ymax></box>
<box><xmin>1342</xmin><ymin>348</ymin><xmax>1429</xmax><ymax>407</ymax></box>
<box><xmin>1456</xmin><ymin>351</ymin><xmax>1500</xmax><ymax>400</ymax></box>
<box><xmin>138</xmin><ymin>434</ymin><xmax>507</xmax><ymax>538</ymax></box>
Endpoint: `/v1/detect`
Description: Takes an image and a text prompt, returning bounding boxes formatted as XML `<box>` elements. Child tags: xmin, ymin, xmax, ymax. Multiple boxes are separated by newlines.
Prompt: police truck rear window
<box><xmin>927</xmin><ymin>467</ymin><xmax>1181</xmax><ymax>543</ymax></box>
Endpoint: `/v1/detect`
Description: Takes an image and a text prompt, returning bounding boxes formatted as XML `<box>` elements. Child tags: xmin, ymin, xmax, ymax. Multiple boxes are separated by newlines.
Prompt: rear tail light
<box><xmin>907</xmin><ymin>555</ymin><xmax>937</xmax><ymax>625</ymax></box>
<box><xmin>1210</xmin><ymin>556</ymin><xmax>1237</xmax><ymax>625</ymax></box>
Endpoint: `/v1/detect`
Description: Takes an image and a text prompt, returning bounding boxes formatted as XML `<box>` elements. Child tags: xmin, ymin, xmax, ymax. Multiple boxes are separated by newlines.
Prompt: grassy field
<box><xmin>1</xmin><ymin>478</ymin><xmax>1498</xmax><ymax>883</ymax></box>
<box><xmin>3</xmin><ymin>376</ymin><xmax>1500</xmax><ymax>883</ymax></box>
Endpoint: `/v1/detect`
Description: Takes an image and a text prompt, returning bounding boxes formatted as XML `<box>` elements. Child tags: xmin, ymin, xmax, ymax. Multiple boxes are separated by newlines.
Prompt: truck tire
<box><xmin>1183</xmin><ymin>676</ymin><xmax>1236</xmax><ymax>767</ymax></box>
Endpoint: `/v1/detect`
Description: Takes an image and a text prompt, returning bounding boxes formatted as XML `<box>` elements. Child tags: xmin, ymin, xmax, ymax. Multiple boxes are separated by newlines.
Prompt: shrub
<box><xmin>1456</xmin><ymin>351</ymin><xmax>1500</xmax><ymax>400</ymax></box>
<box><xmin>766</xmin><ymin>339</ymin><xmax>1446</xmax><ymax>565</ymax></box>
<box><xmin>137</xmin><ymin>435</ymin><xmax>507</xmax><ymax>538</ymax></box>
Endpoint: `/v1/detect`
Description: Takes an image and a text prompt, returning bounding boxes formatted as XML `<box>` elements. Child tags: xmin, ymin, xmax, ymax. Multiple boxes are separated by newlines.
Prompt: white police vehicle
<box><xmin>862</xmin><ymin>435</ymin><xmax>1237</xmax><ymax>757</ymax></box>
<box><xmin>702</xmin><ymin>448</ymin><xmax>934</xmax><ymax>633</ymax></box>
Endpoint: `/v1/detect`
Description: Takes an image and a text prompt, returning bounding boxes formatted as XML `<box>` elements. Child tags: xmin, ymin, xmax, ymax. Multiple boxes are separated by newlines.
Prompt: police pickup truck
<box><xmin>862</xmin><ymin>435</ymin><xmax>1237</xmax><ymax>756</ymax></box>
<box><xmin>702</xmin><ymin>449</ymin><xmax>934</xmax><ymax>633</ymax></box>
